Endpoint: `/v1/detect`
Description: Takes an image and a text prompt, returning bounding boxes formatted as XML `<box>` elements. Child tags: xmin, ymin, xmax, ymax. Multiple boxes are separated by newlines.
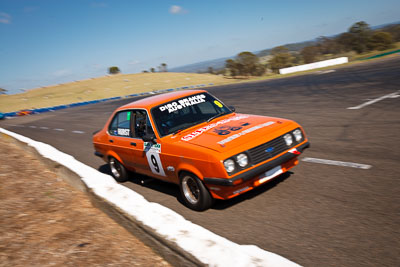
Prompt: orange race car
<box><xmin>93</xmin><ymin>89</ymin><xmax>309</xmax><ymax>211</ymax></box>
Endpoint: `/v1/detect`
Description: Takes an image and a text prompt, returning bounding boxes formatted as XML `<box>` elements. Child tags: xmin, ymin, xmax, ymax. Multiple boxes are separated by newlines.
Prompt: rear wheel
<box><xmin>109</xmin><ymin>157</ymin><xmax>128</xmax><ymax>182</ymax></box>
<box><xmin>179</xmin><ymin>172</ymin><xmax>214</xmax><ymax>211</ymax></box>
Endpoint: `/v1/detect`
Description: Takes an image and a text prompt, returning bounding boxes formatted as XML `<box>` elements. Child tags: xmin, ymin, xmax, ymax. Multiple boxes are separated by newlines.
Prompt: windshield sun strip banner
<box><xmin>159</xmin><ymin>94</ymin><xmax>206</xmax><ymax>113</ymax></box>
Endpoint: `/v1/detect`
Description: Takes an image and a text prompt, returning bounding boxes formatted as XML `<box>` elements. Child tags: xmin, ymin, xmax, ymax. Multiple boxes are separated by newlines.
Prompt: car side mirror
<box><xmin>229</xmin><ymin>106</ymin><xmax>236</xmax><ymax>112</ymax></box>
<box><xmin>142</xmin><ymin>133</ymin><xmax>157</xmax><ymax>144</ymax></box>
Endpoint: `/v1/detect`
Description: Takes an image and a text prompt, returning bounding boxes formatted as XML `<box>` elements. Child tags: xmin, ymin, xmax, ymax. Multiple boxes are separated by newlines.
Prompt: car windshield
<box><xmin>151</xmin><ymin>92</ymin><xmax>232</xmax><ymax>137</ymax></box>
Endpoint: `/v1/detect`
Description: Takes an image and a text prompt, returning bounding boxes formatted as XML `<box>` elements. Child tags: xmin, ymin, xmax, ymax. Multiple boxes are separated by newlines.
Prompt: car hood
<box><xmin>176</xmin><ymin>113</ymin><xmax>294</xmax><ymax>153</ymax></box>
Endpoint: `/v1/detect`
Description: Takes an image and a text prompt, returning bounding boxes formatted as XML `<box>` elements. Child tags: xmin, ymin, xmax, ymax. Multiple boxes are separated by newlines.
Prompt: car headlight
<box><xmin>283</xmin><ymin>134</ymin><xmax>293</xmax><ymax>146</ymax></box>
<box><xmin>236</xmin><ymin>153</ymin><xmax>248</xmax><ymax>167</ymax></box>
<box><xmin>224</xmin><ymin>159</ymin><xmax>235</xmax><ymax>173</ymax></box>
<box><xmin>293</xmin><ymin>129</ymin><xmax>303</xmax><ymax>142</ymax></box>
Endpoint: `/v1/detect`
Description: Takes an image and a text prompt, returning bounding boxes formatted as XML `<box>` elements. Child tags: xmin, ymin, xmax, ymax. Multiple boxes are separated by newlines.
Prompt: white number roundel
<box><xmin>146</xmin><ymin>150</ymin><xmax>165</xmax><ymax>176</ymax></box>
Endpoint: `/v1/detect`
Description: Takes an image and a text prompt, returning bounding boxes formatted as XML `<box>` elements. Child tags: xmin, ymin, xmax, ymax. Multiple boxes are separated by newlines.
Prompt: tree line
<box><xmin>223</xmin><ymin>21</ymin><xmax>400</xmax><ymax>77</ymax></box>
<box><xmin>103</xmin><ymin>21</ymin><xmax>400</xmax><ymax>78</ymax></box>
<box><xmin>143</xmin><ymin>63</ymin><xmax>168</xmax><ymax>73</ymax></box>
<box><xmin>108</xmin><ymin>63</ymin><xmax>168</xmax><ymax>75</ymax></box>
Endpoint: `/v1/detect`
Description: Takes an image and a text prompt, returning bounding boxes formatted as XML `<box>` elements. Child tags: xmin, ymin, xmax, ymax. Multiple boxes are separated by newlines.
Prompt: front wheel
<box><xmin>179</xmin><ymin>172</ymin><xmax>214</xmax><ymax>211</ymax></box>
<box><xmin>108</xmin><ymin>157</ymin><xmax>128</xmax><ymax>182</ymax></box>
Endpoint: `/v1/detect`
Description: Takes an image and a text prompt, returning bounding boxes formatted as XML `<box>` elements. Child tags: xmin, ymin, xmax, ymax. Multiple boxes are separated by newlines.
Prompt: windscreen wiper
<box><xmin>207</xmin><ymin>111</ymin><xmax>228</xmax><ymax>123</ymax></box>
<box><xmin>172</xmin><ymin>122</ymin><xmax>198</xmax><ymax>135</ymax></box>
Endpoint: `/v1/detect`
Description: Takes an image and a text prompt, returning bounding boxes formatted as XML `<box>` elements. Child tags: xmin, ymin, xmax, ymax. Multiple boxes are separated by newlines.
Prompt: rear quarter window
<box><xmin>109</xmin><ymin>111</ymin><xmax>132</xmax><ymax>137</ymax></box>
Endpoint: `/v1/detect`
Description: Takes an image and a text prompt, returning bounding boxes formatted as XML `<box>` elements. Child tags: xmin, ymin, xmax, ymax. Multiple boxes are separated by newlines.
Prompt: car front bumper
<box><xmin>203</xmin><ymin>141</ymin><xmax>310</xmax><ymax>199</ymax></box>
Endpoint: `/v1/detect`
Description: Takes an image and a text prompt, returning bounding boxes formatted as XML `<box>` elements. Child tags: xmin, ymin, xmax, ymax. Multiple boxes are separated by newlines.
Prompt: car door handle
<box><xmin>130</xmin><ymin>142</ymin><xmax>136</xmax><ymax>146</ymax></box>
<box><xmin>109</xmin><ymin>139</ymin><xmax>114</xmax><ymax>143</ymax></box>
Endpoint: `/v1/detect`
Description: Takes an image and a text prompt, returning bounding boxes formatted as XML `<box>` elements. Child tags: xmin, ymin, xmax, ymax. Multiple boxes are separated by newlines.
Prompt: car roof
<box><xmin>118</xmin><ymin>89</ymin><xmax>208</xmax><ymax>111</ymax></box>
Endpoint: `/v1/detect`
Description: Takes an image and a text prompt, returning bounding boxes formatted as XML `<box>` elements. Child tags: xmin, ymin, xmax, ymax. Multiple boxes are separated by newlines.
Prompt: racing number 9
<box><xmin>146</xmin><ymin>151</ymin><xmax>166</xmax><ymax>176</ymax></box>
<box><xmin>151</xmin><ymin>154</ymin><xmax>160</xmax><ymax>173</ymax></box>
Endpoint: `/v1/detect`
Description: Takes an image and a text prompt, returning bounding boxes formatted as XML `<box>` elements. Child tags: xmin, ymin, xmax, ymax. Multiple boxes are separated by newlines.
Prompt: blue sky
<box><xmin>1</xmin><ymin>0</ymin><xmax>399</xmax><ymax>94</ymax></box>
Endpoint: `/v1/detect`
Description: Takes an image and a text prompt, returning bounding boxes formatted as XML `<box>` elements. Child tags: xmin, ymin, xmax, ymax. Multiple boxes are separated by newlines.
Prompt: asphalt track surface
<box><xmin>2</xmin><ymin>57</ymin><xmax>399</xmax><ymax>267</ymax></box>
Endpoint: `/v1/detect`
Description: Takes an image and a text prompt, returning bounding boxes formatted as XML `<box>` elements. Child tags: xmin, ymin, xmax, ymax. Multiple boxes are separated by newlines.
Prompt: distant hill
<box><xmin>371</xmin><ymin>21</ymin><xmax>400</xmax><ymax>30</ymax></box>
<box><xmin>170</xmin><ymin>21</ymin><xmax>400</xmax><ymax>73</ymax></box>
<box><xmin>256</xmin><ymin>40</ymin><xmax>316</xmax><ymax>57</ymax></box>
<box><xmin>169</xmin><ymin>40</ymin><xmax>316</xmax><ymax>73</ymax></box>
<box><xmin>170</xmin><ymin>56</ymin><xmax>233</xmax><ymax>73</ymax></box>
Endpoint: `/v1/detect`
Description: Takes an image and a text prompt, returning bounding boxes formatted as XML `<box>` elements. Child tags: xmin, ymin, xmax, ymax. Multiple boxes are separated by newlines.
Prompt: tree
<box><xmin>368</xmin><ymin>31</ymin><xmax>394</xmax><ymax>51</ymax></box>
<box><xmin>150</xmin><ymin>67</ymin><xmax>156</xmax><ymax>73</ymax></box>
<box><xmin>384</xmin><ymin>24</ymin><xmax>400</xmax><ymax>42</ymax></box>
<box><xmin>108</xmin><ymin>66</ymin><xmax>120</xmax><ymax>74</ymax></box>
<box><xmin>215</xmin><ymin>68</ymin><xmax>226</xmax><ymax>75</ymax></box>
<box><xmin>349</xmin><ymin>21</ymin><xmax>371</xmax><ymax>35</ymax></box>
<box><xmin>208</xmin><ymin>67</ymin><xmax>214</xmax><ymax>74</ymax></box>
<box><xmin>269</xmin><ymin>46</ymin><xmax>293</xmax><ymax>73</ymax></box>
<box><xmin>236</xmin><ymin>51</ymin><xmax>260</xmax><ymax>76</ymax></box>
<box><xmin>269</xmin><ymin>54</ymin><xmax>293</xmax><ymax>73</ymax></box>
<box><xmin>348</xmin><ymin>21</ymin><xmax>372</xmax><ymax>53</ymax></box>
<box><xmin>300</xmin><ymin>46</ymin><xmax>320</xmax><ymax>63</ymax></box>
<box><xmin>225</xmin><ymin>52</ymin><xmax>265</xmax><ymax>77</ymax></box>
<box><xmin>316</xmin><ymin>36</ymin><xmax>343</xmax><ymax>55</ymax></box>
<box><xmin>336</xmin><ymin>32</ymin><xmax>354</xmax><ymax>52</ymax></box>
<box><xmin>0</xmin><ymin>88</ymin><xmax>7</xmax><ymax>95</ymax></box>
<box><xmin>271</xmin><ymin>46</ymin><xmax>289</xmax><ymax>56</ymax></box>
<box><xmin>225</xmin><ymin>59</ymin><xmax>239</xmax><ymax>77</ymax></box>
<box><xmin>159</xmin><ymin>63</ymin><xmax>168</xmax><ymax>72</ymax></box>
<box><xmin>252</xmin><ymin>64</ymin><xmax>266</xmax><ymax>76</ymax></box>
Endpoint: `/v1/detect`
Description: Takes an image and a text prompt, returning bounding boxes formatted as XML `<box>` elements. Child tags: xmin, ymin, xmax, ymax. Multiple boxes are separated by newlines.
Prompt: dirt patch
<box><xmin>0</xmin><ymin>136</ymin><xmax>170</xmax><ymax>266</ymax></box>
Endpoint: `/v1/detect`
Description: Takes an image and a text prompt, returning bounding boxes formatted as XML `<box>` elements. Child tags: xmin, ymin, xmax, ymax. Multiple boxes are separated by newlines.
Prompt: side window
<box><xmin>134</xmin><ymin>110</ymin><xmax>154</xmax><ymax>138</ymax></box>
<box><xmin>109</xmin><ymin>111</ymin><xmax>132</xmax><ymax>137</ymax></box>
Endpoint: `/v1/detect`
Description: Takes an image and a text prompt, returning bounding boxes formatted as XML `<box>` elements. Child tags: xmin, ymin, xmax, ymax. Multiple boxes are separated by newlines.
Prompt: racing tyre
<box><xmin>108</xmin><ymin>157</ymin><xmax>128</xmax><ymax>182</ymax></box>
<box><xmin>179</xmin><ymin>172</ymin><xmax>214</xmax><ymax>211</ymax></box>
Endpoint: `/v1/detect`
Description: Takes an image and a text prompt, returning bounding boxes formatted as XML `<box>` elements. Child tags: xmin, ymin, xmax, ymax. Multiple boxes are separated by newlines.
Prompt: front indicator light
<box><xmin>283</xmin><ymin>134</ymin><xmax>293</xmax><ymax>146</ymax></box>
<box><xmin>224</xmin><ymin>159</ymin><xmax>235</xmax><ymax>173</ymax></box>
<box><xmin>233</xmin><ymin>178</ymin><xmax>244</xmax><ymax>185</ymax></box>
<box><xmin>236</xmin><ymin>153</ymin><xmax>248</xmax><ymax>167</ymax></box>
<box><xmin>293</xmin><ymin>129</ymin><xmax>303</xmax><ymax>142</ymax></box>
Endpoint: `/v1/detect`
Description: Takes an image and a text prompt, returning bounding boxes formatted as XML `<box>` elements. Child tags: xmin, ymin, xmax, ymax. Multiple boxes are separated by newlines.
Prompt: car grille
<box><xmin>247</xmin><ymin>135</ymin><xmax>290</xmax><ymax>165</ymax></box>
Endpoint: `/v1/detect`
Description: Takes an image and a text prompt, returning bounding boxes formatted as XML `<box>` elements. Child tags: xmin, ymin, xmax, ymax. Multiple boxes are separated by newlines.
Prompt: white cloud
<box><xmin>128</xmin><ymin>60</ymin><xmax>140</xmax><ymax>65</ymax></box>
<box><xmin>0</xmin><ymin>12</ymin><xmax>11</xmax><ymax>24</ymax></box>
<box><xmin>91</xmin><ymin>63</ymin><xmax>103</xmax><ymax>69</ymax></box>
<box><xmin>53</xmin><ymin>69</ymin><xmax>73</xmax><ymax>77</ymax></box>
<box><xmin>169</xmin><ymin>5</ymin><xmax>187</xmax><ymax>14</ymax></box>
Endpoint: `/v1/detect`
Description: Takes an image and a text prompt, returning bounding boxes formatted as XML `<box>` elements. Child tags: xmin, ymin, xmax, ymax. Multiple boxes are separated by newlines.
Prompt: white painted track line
<box><xmin>347</xmin><ymin>90</ymin><xmax>400</xmax><ymax>110</ymax></box>
<box><xmin>302</xmin><ymin>157</ymin><xmax>372</xmax><ymax>169</ymax></box>
<box><xmin>72</xmin><ymin>130</ymin><xmax>85</xmax><ymax>134</ymax></box>
<box><xmin>4</xmin><ymin>124</ymin><xmax>86</xmax><ymax>134</ymax></box>
<box><xmin>315</xmin><ymin>70</ymin><xmax>336</xmax><ymax>75</ymax></box>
